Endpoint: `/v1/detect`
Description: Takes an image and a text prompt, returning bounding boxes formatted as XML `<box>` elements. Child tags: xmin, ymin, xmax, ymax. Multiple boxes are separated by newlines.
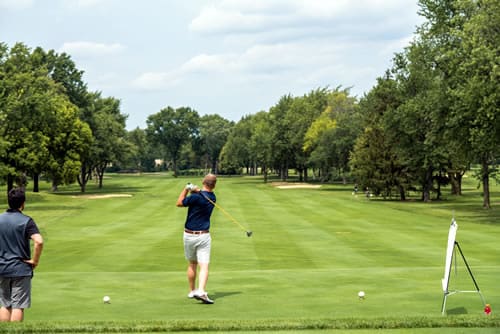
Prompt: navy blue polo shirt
<box><xmin>182</xmin><ymin>191</ymin><xmax>216</xmax><ymax>231</ymax></box>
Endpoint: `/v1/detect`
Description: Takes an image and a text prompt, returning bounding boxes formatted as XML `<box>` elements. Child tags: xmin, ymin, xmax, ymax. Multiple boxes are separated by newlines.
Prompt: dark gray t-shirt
<box><xmin>0</xmin><ymin>209</ymin><xmax>40</xmax><ymax>277</ymax></box>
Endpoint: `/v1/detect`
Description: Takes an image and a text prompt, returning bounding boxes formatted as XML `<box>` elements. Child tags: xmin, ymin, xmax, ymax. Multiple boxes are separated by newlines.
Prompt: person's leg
<box><xmin>10</xmin><ymin>277</ymin><xmax>30</xmax><ymax>322</ymax></box>
<box><xmin>194</xmin><ymin>262</ymin><xmax>213</xmax><ymax>304</ymax></box>
<box><xmin>184</xmin><ymin>233</ymin><xmax>199</xmax><ymax>294</ymax></box>
<box><xmin>0</xmin><ymin>278</ymin><xmax>12</xmax><ymax>322</ymax></box>
<box><xmin>10</xmin><ymin>308</ymin><xmax>23</xmax><ymax>322</ymax></box>
<box><xmin>195</xmin><ymin>234</ymin><xmax>211</xmax><ymax>294</ymax></box>
<box><xmin>187</xmin><ymin>261</ymin><xmax>198</xmax><ymax>292</ymax></box>
<box><xmin>197</xmin><ymin>262</ymin><xmax>209</xmax><ymax>293</ymax></box>
<box><xmin>0</xmin><ymin>307</ymin><xmax>12</xmax><ymax>322</ymax></box>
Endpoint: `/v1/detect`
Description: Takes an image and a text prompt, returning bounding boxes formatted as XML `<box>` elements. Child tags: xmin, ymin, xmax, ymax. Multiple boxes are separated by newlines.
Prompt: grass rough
<box><xmin>0</xmin><ymin>316</ymin><xmax>499</xmax><ymax>333</ymax></box>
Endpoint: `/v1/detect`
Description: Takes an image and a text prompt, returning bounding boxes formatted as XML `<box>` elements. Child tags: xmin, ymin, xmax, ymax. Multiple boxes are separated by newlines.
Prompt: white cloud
<box><xmin>132</xmin><ymin>40</ymin><xmax>341</xmax><ymax>91</ymax></box>
<box><xmin>61</xmin><ymin>0</ymin><xmax>118</xmax><ymax>10</ymax></box>
<box><xmin>133</xmin><ymin>71</ymin><xmax>182</xmax><ymax>91</ymax></box>
<box><xmin>0</xmin><ymin>0</ymin><xmax>33</xmax><ymax>10</ymax></box>
<box><xmin>59</xmin><ymin>41</ymin><xmax>125</xmax><ymax>57</ymax></box>
<box><xmin>190</xmin><ymin>0</ymin><xmax>418</xmax><ymax>36</ymax></box>
<box><xmin>180</xmin><ymin>53</ymin><xmax>237</xmax><ymax>73</ymax></box>
<box><xmin>134</xmin><ymin>0</ymin><xmax>419</xmax><ymax>96</ymax></box>
<box><xmin>133</xmin><ymin>53</ymin><xmax>239</xmax><ymax>91</ymax></box>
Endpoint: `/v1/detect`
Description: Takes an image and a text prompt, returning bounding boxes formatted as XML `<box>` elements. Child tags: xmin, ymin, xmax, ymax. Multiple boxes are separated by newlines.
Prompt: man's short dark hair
<box><xmin>8</xmin><ymin>188</ymin><xmax>26</xmax><ymax>210</ymax></box>
<box><xmin>202</xmin><ymin>174</ymin><xmax>217</xmax><ymax>189</ymax></box>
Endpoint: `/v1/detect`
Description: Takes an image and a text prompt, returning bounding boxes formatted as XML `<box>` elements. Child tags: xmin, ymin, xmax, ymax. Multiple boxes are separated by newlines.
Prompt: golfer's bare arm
<box><xmin>176</xmin><ymin>188</ymin><xmax>189</xmax><ymax>207</ymax></box>
<box><xmin>25</xmin><ymin>233</ymin><xmax>43</xmax><ymax>268</ymax></box>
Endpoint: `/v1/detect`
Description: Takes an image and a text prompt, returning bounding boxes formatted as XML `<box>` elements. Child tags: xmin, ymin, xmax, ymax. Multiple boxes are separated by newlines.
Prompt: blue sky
<box><xmin>0</xmin><ymin>0</ymin><xmax>423</xmax><ymax>130</ymax></box>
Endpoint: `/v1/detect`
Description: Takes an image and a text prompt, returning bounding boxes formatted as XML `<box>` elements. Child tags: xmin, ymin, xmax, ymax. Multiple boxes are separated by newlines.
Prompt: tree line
<box><xmin>1</xmin><ymin>0</ymin><xmax>498</xmax><ymax>207</ymax></box>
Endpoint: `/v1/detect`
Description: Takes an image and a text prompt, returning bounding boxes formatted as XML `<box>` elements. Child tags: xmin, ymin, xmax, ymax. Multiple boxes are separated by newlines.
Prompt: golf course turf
<box><xmin>0</xmin><ymin>173</ymin><xmax>498</xmax><ymax>333</ymax></box>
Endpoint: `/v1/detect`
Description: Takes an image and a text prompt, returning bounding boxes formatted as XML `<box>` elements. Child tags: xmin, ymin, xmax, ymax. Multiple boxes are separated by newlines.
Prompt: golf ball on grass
<box><xmin>103</xmin><ymin>295</ymin><xmax>111</xmax><ymax>303</ymax></box>
<box><xmin>358</xmin><ymin>291</ymin><xmax>365</xmax><ymax>299</ymax></box>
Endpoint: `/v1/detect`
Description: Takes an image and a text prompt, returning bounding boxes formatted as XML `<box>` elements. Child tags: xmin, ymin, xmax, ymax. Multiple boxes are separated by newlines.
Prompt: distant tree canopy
<box><xmin>0</xmin><ymin>0</ymin><xmax>497</xmax><ymax>208</ymax></box>
<box><xmin>0</xmin><ymin>42</ymin><xmax>126</xmax><ymax>193</ymax></box>
<box><xmin>349</xmin><ymin>0</ymin><xmax>499</xmax><ymax>207</ymax></box>
<box><xmin>220</xmin><ymin>0</ymin><xmax>499</xmax><ymax>207</ymax></box>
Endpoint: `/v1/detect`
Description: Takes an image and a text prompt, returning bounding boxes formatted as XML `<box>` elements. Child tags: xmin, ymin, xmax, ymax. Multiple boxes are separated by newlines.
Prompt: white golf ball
<box><xmin>358</xmin><ymin>291</ymin><xmax>365</xmax><ymax>298</ymax></box>
<box><xmin>103</xmin><ymin>295</ymin><xmax>111</xmax><ymax>303</ymax></box>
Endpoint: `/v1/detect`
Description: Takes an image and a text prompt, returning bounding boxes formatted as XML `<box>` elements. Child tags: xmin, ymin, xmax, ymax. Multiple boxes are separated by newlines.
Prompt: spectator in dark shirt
<box><xmin>0</xmin><ymin>188</ymin><xmax>43</xmax><ymax>322</ymax></box>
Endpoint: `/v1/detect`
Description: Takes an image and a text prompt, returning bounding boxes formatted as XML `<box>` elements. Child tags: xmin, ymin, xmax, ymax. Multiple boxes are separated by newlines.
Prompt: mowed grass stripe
<box><xmin>36</xmin><ymin>176</ymin><xmax>187</xmax><ymax>272</ymax></box>
<box><xmin>231</xmin><ymin>182</ymin><xmax>320</xmax><ymax>270</ymax></box>
<box><xmin>0</xmin><ymin>173</ymin><xmax>496</xmax><ymax>325</ymax></box>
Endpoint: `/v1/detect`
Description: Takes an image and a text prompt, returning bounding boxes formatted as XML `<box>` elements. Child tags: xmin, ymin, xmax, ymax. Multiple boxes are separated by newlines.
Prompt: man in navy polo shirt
<box><xmin>176</xmin><ymin>174</ymin><xmax>217</xmax><ymax>304</ymax></box>
<box><xmin>0</xmin><ymin>188</ymin><xmax>44</xmax><ymax>321</ymax></box>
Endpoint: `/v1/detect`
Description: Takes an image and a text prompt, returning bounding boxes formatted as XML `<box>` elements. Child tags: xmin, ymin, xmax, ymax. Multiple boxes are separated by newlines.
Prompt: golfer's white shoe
<box><xmin>194</xmin><ymin>291</ymin><xmax>214</xmax><ymax>304</ymax></box>
<box><xmin>187</xmin><ymin>290</ymin><xmax>197</xmax><ymax>298</ymax></box>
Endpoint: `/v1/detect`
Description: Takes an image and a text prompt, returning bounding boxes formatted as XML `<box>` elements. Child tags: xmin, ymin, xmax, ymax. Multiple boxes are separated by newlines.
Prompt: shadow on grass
<box><xmin>446</xmin><ymin>307</ymin><xmax>468</xmax><ymax>315</ymax></box>
<box><xmin>49</xmin><ymin>184</ymin><xmax>144</xmax><ymax>197</ymax></box>
<box><xmin>212</xmin><ymin>291</ymin><xmax>242</xmax><ymax>300</ymax></box>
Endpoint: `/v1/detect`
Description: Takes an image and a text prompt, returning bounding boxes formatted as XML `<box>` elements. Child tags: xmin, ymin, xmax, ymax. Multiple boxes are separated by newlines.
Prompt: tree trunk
<box><xmin>449</xmin><ymin>171</ymin><xmax>464</xmax><ymax>195</ymax></box>
<box><xmin>33</xmin><ymin>173</ymin><xmax>40</xmax><ymax>193</ymax></box>
<box><xmin>78</xmin><ymin>163</ymin><xmax>91</xmax><ymax>193</ymax></box>
<box><xmin>211</xmin><ymin>159</ymin><xmax>217</xmax><ymax>174</ymax></box>
<box><xmin>450</xmin><ymin>172</ymin><xmax>459</xmax><ymax>195</ymax></box>
<box><xmin>7</xmin><ymin>174</ymin><xmax>14</xmax><ymax>193</ymax></box>
<box><xmin>481</xmin><ymin>160</ymin><xmax>491</xmax><ymax>209</ymax></box>
<box><xmin>399</xmin><ymin>185</ymin><xmax>406</xmax><ymax>201</ymax></box>
<box><xmin>457</xmin><ymin>173</ymin><xmax>463</xmax><ymax>195</ymax></box>
<box><xmin>422</xmin><ymin>167</ymin><xmax>433</xmax><ymax>202</ymax></box>
<box><xmin>98</xmin><ymin>168</ymin><xmax>104</xmax><ymax>189</ymax></box>
<box><xmin>281</xmin><ymin>163</ymin><xmax>287</xmax><ymax>181</ymax></box>
<box><xmin>173</xmin><ymin>159</ymin><xmax>178</xmax><ymax>177</ymax></box>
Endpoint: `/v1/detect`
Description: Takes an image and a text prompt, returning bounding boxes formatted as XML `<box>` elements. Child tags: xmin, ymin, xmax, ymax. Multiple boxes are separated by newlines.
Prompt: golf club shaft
<box><xmin>199</xmin><ymin>192</ymin><xmax>248</xmax><ymax>232</ymax></box>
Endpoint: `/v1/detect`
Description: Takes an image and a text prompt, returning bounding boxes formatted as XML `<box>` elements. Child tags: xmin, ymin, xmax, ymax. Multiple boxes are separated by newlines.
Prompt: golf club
<box><xmin>196</xmin><ymin>188</ymin><xmax>252</xmax><ymax>237</ymax></box>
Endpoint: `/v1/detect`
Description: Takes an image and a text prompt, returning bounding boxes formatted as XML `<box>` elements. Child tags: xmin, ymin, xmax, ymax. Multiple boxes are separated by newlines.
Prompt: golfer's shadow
<box><xmin>212</xmin><ymin>291</ymin><xmax>241</xmax><ymax>300</ymax></box>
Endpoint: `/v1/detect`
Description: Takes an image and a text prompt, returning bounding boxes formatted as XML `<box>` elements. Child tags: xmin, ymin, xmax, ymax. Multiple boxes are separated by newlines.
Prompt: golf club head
<box><xmin>246</xmin><ymin>231</ymin><xmax>253</xmax><ymax>237</ymax></box>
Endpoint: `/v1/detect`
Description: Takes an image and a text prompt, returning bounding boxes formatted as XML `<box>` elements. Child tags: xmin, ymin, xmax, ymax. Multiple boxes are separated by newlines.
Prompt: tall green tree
<box><xmin>41</xmin><ymin>48</ymin><xmax>89</xmax><ymax>109</ymax></box>
<box><xmin>0</xmin><ymin>42</ymin><xmax>90</xmax><ymax>192</ymax></box>
<box><xmin>388</xmin><ymin>44</ymin><xmax>448</xmax><ymax>202</ymax></box>
<box><xmin>92</xmin><ymin>96</ymin><xmax>128</xmax><ymax>188</ymax></box>
<box><xmin>448</xmin><ymin>0</ymin><xmax>500</xmax><ymax>208</ymax></box>
<box><xmin>125</xmin><ymin>127</ymin><xmax>156</xmax><ymax>172</ymax></box>
<box><xmin>249</xmin><ymin>111</ymin><xmax>273</xmax><ymax>182</ymax></box>
<box><xmin>268</xmin><ymin>94</ymin><xmax>295</xmax><ymax>180</ymax></box>
<box><xmin>30</xmin><ymin>46</ymin><xmax>92</xmax><ymax>190</ymax></box>
<box><xmin>416</xmin><ymin>0</ymin><xmax>499</xmax><ymax>207</ymax></box>
<box><xmin>304</xmin><ymin>88</ymin><xmax>359</xmax><ymax>182</ymax></box>
<box><xmin>414</xmin><ymin>0</ymin><xmax>473</xmax><ymax>199</ymax></box>
<box><xmin>45</xmin><ymin>96</ymin><xmax>92</xmax><ymax>191</ymax></box>
<box><xmin>146</xmin><ymin>106</ymin><xmax>200</xmax><ymax>177</ymax></box>
<box><xmin>198</xmin><ymin>114</ymin><xmax>233</xmax><ymax>174</ymax></box>
<box><xmin>77</xmin><ymin>92</ymin><xmax>128</xmax><ymax>191</ymax></box>
<box><xmin>350</xmin><ymin>74</ymin><xmax>407</xmax><ymax>198</ymax></box>
<box><xmin>219</xmin><ymin>115</ymin><xmax>253</xmax><ymax>175</ymax></box>
<box><xmin>285</xmin><ymin>88</ymin><xmax>330</xmax><ymax>181</ymax></box>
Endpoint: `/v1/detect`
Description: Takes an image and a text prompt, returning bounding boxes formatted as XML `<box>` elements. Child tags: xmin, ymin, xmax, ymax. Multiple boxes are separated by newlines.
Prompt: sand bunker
<box><xmin>272</xmin><ymin>182</ymin><xmax>321</xmax><ymax>189</ymax></box>
<box><xmin>72</xmin><ymin>194</ymin><xmax>133</xmax><ymax>199</ymax></box>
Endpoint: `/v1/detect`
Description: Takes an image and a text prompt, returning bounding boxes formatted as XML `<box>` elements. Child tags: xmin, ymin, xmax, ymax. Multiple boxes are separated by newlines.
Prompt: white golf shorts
<box><xmin>183</xmin><ymin>232</ymin><xmax>211</xmax><ymax>263</ymax></box>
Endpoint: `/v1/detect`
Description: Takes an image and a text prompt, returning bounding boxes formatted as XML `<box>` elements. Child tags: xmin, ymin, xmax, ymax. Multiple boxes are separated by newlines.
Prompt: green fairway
<box><xmin>0</xmin><ymin>173</ymin><xmax>499</xmax><ymax>332</ymax></box>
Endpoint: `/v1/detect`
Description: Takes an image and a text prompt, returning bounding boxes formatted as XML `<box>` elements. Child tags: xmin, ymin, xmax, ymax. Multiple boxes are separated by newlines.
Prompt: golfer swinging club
<box><xmin>176</xmin><ymin>173</ymin><xmax>217</xmax><ymax>304</ymax></box>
